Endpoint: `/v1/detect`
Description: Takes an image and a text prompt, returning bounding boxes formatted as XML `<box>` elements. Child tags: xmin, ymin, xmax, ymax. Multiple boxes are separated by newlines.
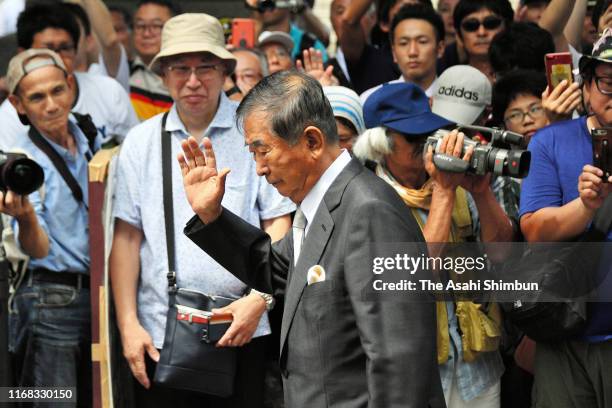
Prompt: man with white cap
<box><xmin>110</xmin><ymin>13</ymin><xmax>294</xmax><ymax>407</ymax></box>
<box><xmin>432</xmin><ymin>65</ymin><xmax>492</xmax><ymax>126</ymax></box>
<box><xmin>3</xmin><ymin>48</ymin><xmax>102</xmax><ymax>406</ymax></box>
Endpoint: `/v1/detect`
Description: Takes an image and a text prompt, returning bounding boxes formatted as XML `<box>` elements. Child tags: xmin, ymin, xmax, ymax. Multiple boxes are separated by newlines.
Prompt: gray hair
<box><xmin>236</xmin><ymin>70</ymin><xmax>338</xmax><ymax>145</ymax></box>
<box><xmin>230</xmin><ymin>47</ymin><xmax>269</xmax><ymax>77</ymax></box>
<box><xmin>353</xmin><ymin>127</ymin><xmax>394</xmax><ymax>164</ymax></box>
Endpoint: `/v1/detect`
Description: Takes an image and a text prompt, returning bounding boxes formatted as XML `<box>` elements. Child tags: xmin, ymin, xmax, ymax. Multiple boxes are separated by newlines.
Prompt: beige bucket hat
<box><xmin>149</xmin><ymin>13</ymin><xmax>237</xmax><ymax>76</ymax></box>
<box><xmin>7</xmin><ymin>49</ymin><xmax>67</xmax><ymax>95</ymax></box>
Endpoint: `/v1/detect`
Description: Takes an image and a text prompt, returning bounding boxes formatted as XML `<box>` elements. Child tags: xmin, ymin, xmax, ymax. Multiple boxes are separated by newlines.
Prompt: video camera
<box><xmin>424</xmin><ymin>125</ymin><xmax>531</xmax><ymax>178</ymax></box>
<box><xmin>592</xmin><ymin>128</ymin><xmax>611</xmax><ymax>182</ymax></box>
<box><xmin>246</xmin><ymin>0</ymin><xmax>305</xmax><ymax>13</ymax></box>
<box><xmin>0</xmin><ymin>151</ymin><xmax>44</xmax><ymax>195</ymax></box>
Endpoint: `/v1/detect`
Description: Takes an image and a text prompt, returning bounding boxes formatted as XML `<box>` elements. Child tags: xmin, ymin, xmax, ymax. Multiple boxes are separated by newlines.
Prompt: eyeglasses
<box><xmin>594</xmin><ymin>76</ymin><xmax>612</xmax><ymax>95</ymax></box>
<box><xmin>42</xmin><ymin>43</ymin><xmax>75</xmax><ymax>57</ymax></box>
<box><xmin>504</xmin><ymin>104</ymin><xmax>545</xmax><ymax>125</ymax></box>
<box><xmin>263</xmin><ymin>46</ymin><xmax>290</xmax><ymax>60</ymax></box>
<box><xmin>133</xmin><ymin>22</ymin><xmax>164</xmax><ymax>35</ymax></box>
<box><xmin>166</xmin><ymin>64</ymin><xmax>222</xmax><ymax>81</ymax></box>
<box><xmin>461</xmin><ymin>16</ymin><xmax>503</xmax><ymax>32</ymax></box>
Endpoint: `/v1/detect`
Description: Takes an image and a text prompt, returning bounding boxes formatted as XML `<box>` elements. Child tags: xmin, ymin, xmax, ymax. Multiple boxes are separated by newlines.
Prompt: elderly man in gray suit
<box><xmin>177</xmin><ymin>71</ymin><xmax>445</xmax><ymax>408</ymax></box>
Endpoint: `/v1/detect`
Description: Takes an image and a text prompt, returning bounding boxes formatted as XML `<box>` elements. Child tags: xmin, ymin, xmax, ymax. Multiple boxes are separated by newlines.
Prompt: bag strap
<box><xmin>28</xmin><ymin>126</ymin><xmax>87</xmax><ymax>207</ymax></box>
<box><xmin>160</xmin><ymin>113</ymin><xmax>177</xmax><ymax>290</ymax></box>
<box><xmin>72</xmin><ymin>112</ymin><xmax>98</xmax><ymax>154</ymax></box>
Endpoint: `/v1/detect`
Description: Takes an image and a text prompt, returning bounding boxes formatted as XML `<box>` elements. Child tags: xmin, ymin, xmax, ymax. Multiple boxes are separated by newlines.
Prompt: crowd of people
<box><xmin>0</xmin><ymin>0</ymin><xmax>611</xmax><ymax>407</ymax></box>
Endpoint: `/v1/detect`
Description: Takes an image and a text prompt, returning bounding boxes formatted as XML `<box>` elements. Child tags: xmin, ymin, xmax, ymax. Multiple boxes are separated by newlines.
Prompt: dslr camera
<box><xmin>248</xmin><ymin>0</ymin><xmax>305</xmax><ymax>13</ymax></box>
<box><xmin>424</xmin><ymin>125</ymin><xmax>531</xmax><ymax>178</ymax></box>
<box><xmin>591</xmin><ymin>128</ymin><xmax>611</xmax><ymax>182</ymax></box>
<box><xmin>0</xmin><ymin>151</ymin><xmax>44</xmax><ymax>195</ymax></box>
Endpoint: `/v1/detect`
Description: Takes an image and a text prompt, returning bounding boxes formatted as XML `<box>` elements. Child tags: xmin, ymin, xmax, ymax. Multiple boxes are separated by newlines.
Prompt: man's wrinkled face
<box><xmin>261</xmin><ymin>43</ymin><xmax>293</xmax><ymax>74</ymax></box>
<box><xmin>586</xmin><ymin>63</ymin><xmax>612</xmax><ymax>127</ymax></box>
<box><xmin>459</xmin><ymin>9</ymin><xmax>505</xmax><ymax>59</ymax></box>
<box><xmin>133</xmin><ymin>3</ymin><xmax>172</xmax><ymax>62</ymax></box>
<box><xmin>392</xmin><ymin>19</ymin><xmax>443</xmax><ymax>84</ymax></box>
<box><xmin>10</xmin><ymin>65</ymin><xmax>74</xmax><ymax>137</ymax></box>
<box><xmin>31</xmin><ymin>28</ymin><xmax>76</xmax><ymax>74</ymax></box>
<box><xmin>243</xmin><ymin>111</ymin><xmax>313</xmax><ymax>203</ymax></box>
<box><xmin>161</xmin><ymin>53</ymin><xmax>226</xmax><ymax>117</ymax></box>
<box><xmin>234</xmin><ymin>50</ymin><xmax>264</xmax><ymax>94</ymax></box>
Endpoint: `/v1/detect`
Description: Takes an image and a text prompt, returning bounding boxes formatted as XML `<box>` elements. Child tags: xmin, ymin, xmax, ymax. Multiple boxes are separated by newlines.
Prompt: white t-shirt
<box><xmin>0</xmin><ymin>0</ymin><xmax>24</xmax><ymax>37</ymax></box>
<box><xmin>88</xmin><ymin>45</ymin><xmax>130</xmax><ymax>92</ymax></box>
<box><xmin>0</xmin><ymin>71</ymin><xmax>138</xmax><ymax>149</ymax></box>
<box><xmin>360</xmin><ymin>75</ymin><xmax>439</xmax><ymax>105</ymax></box>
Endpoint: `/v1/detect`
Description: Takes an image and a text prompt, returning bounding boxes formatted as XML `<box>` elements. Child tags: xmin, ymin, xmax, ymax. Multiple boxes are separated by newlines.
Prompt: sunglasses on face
<box><xmin>461</xmin><ymin>16</ymin><xmax>503</xmax><ymax>32</ymax></box>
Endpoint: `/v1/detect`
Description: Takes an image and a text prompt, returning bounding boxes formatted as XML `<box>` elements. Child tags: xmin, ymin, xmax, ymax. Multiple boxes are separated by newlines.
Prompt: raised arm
<box><xmin>538</xmin><ymin>0</ymin><xmax>576</xmax><ymax>52</ymax></box>
<box><xmin>339</xmin><ymin>0</ymin><xmax>372</xmax><ymax>62</ymax></box>
<box><xmin>79</xmin><ymin>0</ymin><xmax>123</xmax><ymax>78</ymax></box>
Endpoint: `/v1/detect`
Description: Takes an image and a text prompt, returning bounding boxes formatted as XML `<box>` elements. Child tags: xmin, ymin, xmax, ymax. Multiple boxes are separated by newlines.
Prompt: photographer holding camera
<box><xmin>519</xmin><ymin>29</ymin><xmax>612</xmax><ymax>407</ymax></box>
<box><xmin>2</xmin><ymin>48</ymin><xmax>102</xmax><ymax>406</ymax></box>
<box><xmin>353</xmin><ymin>82</ymin><xmax>514</xmax><ymax>408</ymax></box>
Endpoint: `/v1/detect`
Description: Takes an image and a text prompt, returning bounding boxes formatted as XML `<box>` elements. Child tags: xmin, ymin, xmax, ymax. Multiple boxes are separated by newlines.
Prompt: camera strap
<box><xmin>160</xmin><ymin>113</ymin><xmax>177</xmax><ymax>290</ymax></box>
<box><xmin>27</xmin><ymin>126</ymin><xmax>90</xmax><ymax>208</ymax></box>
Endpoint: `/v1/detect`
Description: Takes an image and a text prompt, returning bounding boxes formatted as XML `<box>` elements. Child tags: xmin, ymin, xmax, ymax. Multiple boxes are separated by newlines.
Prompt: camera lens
<box><xmin>1</xmin><ymin>157</ymin><xmax>44</xmax><ymax>195</ymax></box>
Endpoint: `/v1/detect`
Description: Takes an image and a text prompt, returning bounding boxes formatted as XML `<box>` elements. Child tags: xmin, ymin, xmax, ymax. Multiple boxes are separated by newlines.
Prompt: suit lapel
<box><xmin>279</xmin><ymin>159</ymin><xmax>364</xmax><ymax>358</ymax></box>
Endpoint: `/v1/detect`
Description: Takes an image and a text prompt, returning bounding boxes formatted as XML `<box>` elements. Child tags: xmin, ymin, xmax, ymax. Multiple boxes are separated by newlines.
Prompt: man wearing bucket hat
<box><xmin>520</xmin><ymin>28</ymin><xmax>612</xmax><ymax>407</ymax></box>
<box><xmin>3</xmin><ymin>48</ymin><xmax>103</xmax><ymax>406</ymax></box>
<box><xmin>110</xmin><ymin>13</ymin><xmax>294</xmax><ymax>407</ymax></box>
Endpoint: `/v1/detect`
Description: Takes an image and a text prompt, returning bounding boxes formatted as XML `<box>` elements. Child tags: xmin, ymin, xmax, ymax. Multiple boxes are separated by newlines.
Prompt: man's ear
<box><xmin>303</xmin><ymin>126</ymin><xmax>325</xmax><ymax>156</ymax></box>
<box><xmin>8</xmin><ymin>94</ymin><xmax>25</xmax><ymax>116</ymax></box>
<box><xmin>379</xmin><ymin>21</ymin><xmax>390</xmax><ymax>33</ymax></box>
<box><xmin>66</xmin><ymin>73</ymin><xmax>76</xmax><ymax>91</ymax></box>
<box><xmin>436</xmin><ymin>40</ymin><xmax>446</xmax><ymax>59</ymax></box>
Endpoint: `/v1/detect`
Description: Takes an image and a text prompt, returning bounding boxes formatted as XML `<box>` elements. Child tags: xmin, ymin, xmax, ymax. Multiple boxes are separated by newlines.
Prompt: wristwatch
<box><xmin>250</xmin><ymin>288</ymin><xmax>275</xmax><ymax>311</ymax></box>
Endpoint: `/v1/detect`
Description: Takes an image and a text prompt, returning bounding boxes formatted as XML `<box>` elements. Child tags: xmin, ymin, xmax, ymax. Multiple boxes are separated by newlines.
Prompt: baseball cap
<box><xmin>364</xmin><ymin>82</ymin><xmax>454</xmax><ymax>135</ymax></box>
<box><xmin>6</xmin><ymin>49</ymin><xmax>67</xmax><ymax>95</ymax></box>
<box><xmin>432</xmin><ymin>65</ymin><xmax>492</xmax><ymax>125</ymax></box>
<box><xmin>580</xmin><ymin>27</ymin><xmax>612</xmax><ymax>75</ymax></box>
<box><xmin>149</xmin><ymin>13</ymin><xmax>237</xmax><ymax>75</ymax></box>
<box><xmin>323</xmin><ymin>86</ymin><xmax>365</xmax><ymax>135</ymax></box>
<box><xmin>258</xmin><ymin>31</ymin><xmax>294</xmax><ymax>54</ymax></box>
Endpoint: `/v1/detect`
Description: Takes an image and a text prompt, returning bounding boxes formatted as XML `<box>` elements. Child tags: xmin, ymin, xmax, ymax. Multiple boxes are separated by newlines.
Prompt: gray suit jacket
<box><xmin>185</xmin><ymin>159</ymin><xmax>445</xmax><ymax>408</ymax></box>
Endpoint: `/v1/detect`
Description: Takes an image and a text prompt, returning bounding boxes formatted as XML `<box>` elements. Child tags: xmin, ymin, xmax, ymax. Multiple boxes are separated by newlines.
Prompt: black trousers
<box><xmin>532</xmin><ymin>340</ymin><xmax>612</xmax><ymax>408</ymax></box>
<box><xmin>134</xmin><ymin>336</ymin><xmax>267</xmax><ymax>408</ymax></box>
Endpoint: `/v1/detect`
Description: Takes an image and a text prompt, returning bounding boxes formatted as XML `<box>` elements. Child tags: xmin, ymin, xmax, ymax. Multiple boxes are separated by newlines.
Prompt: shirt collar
<box><xmin>41</xmin><ymin>117</ymin><xmax>91</xmax><ymax>158</ymax></box>
<box><xmin>299</xmin><ymin>149</ymin><xmax>352</xmax><ymax>232</ymax></box>
<box><xmin>164</xmin><ymin>92</ymin><xmax>235</xmax><ymax>139</ymax></box>
<box><xmin>132</xmin><ymin>55</ymin><xmax>149</xmax><ymax>70</ymax></box>
<box><xmin>398</xmin><ymin>75</ymin><xmax>438</xmax><ymax>97</ymax></box>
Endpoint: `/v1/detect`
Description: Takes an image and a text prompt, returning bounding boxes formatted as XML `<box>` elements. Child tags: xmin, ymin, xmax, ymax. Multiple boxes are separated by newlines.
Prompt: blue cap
<box><xmin>363</xmin><ymin>82</ymin><xmax>454</xmax><ymax>135</ymax></box>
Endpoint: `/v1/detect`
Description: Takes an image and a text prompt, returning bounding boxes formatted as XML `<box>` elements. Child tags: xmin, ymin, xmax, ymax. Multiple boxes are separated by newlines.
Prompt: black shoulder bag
<box><xmin>502</xmin><ymin>195</ymin><xmax>612</xmax><ymax>342</ymax></box>
<box><xmin>153</xmin><ymin>113</ymin><xmax>238</xmax><ymax>396</ymax></box>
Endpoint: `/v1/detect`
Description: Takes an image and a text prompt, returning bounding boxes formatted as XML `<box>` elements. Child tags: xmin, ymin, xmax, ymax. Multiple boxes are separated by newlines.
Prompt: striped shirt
<box><xmin>129</xmin><ymin>56</ymin><xmax>173</xmax><ymax>121</ymax></box>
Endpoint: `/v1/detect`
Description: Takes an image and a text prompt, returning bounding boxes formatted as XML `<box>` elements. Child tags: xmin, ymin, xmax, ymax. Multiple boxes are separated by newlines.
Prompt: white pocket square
<box><xmin>307</xmin><ymin>265</ymin><xmax>326</xmax><ymax>285</ymax></box>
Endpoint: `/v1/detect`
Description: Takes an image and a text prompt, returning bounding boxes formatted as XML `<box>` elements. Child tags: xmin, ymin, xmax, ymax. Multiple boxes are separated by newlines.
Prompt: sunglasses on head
<box><xmin>461</xmin><ymin>16</ymin><xmax>503</xmax><ymax>32</ymax></box>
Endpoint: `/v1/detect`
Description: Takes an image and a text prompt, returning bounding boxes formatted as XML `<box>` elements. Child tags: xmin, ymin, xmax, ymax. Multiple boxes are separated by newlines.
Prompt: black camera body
<box><xmin>251</xmin><ymin>0</ymin><xmax>305</xmax><ymax>12</ymax></box>
<box><xmin>591</xmin><ymin>128</ymin><xmax>611</xmax><ymax>182</ymax></box>
<box><xmin>424</xmin><ymin>125</ymin><xmax>531</xmax><ymax>179</ymax></box>
<box><xmin>0</xmin><ymin>151</ymin><xmax>44</xmax><ymax>196</ymax></box>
